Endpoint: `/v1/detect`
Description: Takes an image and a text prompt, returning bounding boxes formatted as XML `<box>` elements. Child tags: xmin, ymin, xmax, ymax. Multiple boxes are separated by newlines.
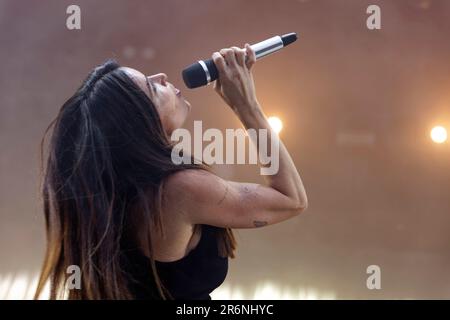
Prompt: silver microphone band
<box><xmin>198</xmin><ymin>60</ymin><xmax>211</xmax><ymax>83</ymax></box>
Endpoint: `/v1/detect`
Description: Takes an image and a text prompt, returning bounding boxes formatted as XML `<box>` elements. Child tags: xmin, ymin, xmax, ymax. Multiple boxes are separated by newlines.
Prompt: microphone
<box><xmin>182</xmin><ymin>32</ymin><xmax>298</xmax><ymax>89</ymax></box>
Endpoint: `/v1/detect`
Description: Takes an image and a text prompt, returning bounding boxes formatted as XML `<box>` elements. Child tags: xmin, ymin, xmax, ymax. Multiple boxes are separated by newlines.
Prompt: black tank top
<box><xmin>124</xmin><ymin>224</ymin><xmax>228</xmax><ymax>300</ymax></box>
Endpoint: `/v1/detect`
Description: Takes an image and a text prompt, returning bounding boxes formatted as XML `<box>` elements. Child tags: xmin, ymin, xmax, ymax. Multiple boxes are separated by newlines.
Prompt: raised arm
<box><xmin>164</xmin><ymin>44</ymin><xmax>308</xmax><ymax>229</ymax></box>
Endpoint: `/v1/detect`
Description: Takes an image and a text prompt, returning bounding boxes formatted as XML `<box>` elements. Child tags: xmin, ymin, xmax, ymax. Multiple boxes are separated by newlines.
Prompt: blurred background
<box><xmin>1</xmin><ymin>0</ymin><xmax>450</xmax><ymax>299</ymax></box>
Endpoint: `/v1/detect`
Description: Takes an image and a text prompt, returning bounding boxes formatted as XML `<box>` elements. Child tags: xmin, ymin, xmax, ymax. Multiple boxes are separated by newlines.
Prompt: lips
<box><xmin>169</xmin><ymin>82</ymin><xmax>181</xmax><ymax>97</ymax></box>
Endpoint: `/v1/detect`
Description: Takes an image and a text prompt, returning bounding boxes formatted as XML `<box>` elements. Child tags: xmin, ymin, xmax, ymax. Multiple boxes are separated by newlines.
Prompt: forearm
<box><xmin>235</xmin><ymin>102</ymin><xmax>308</xmax><ymax>209</ymax></box>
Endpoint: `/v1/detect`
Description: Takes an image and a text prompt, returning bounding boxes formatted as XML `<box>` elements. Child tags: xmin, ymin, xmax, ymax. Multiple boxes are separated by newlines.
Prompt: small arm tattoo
<box><xmin>238</xmin><ymin>185</ymin><xmax>258</xmax><ymax>201</ymax></box>
<box><xmin>242</xmin><ymin>186</ymin><xmax>251</xmax><ymax>193</ymax></box>
<box><xmin>253</xmin><ymin>220</ymin><xmax>267</xmax><ymax>228</ymax></box>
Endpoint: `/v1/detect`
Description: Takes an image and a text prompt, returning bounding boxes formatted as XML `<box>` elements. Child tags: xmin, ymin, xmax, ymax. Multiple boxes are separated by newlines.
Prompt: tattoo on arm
<box><xmin>239</xmin><ymin>184</ymin><xmax>257</xmax><ymax>201</ymax></box>
<box><xmin>253</xmin><ymin>220</ymin><xmax>268</xmax><ymax>228</ymax></box>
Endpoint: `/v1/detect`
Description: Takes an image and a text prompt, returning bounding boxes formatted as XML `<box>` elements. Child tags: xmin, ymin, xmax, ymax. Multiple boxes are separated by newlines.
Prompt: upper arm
<box><xmin>163</xmin><ymin>169</ymin><xmax>306</xmax><ymax>229</ymax></box>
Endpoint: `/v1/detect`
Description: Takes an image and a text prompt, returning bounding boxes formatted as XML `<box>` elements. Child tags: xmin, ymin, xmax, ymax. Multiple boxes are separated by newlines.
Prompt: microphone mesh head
<box><xmin>182</xmin><ymin>62</ymin><xmax>207</xmax><ymax>89</ymax></box>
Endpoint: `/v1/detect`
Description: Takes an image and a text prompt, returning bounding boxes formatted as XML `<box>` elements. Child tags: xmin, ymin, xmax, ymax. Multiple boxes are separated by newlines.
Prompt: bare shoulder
<box><xmin>162</xmin><ymin>168</ymin><xmax>256</xmax><ymax>228</ymax></box>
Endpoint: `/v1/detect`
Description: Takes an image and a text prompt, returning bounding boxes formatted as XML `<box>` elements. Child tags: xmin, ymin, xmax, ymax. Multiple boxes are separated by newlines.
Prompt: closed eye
<box><xmin>145</xmin><ymin>77</ymin><xmax>157</xmax><ymax>96</ymax></box>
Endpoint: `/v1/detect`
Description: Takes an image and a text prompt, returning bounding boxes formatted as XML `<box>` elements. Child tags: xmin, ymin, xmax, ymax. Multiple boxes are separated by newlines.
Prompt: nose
<box><xmin>148</xmin><ymin>73</ymin><xmax>168</xmax><ymax>86</ymax></box>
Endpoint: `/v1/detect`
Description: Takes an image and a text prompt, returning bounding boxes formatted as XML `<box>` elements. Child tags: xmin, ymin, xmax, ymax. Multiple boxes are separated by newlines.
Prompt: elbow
<box><xmin>293</xmin><ymin>198</ymin><xmax>308</xmax><ymax>215</ymax></box>
<box><xmin>297</xmin><ymin>192</ymin><xmax>309</xmax><ymax>213</ymax></box>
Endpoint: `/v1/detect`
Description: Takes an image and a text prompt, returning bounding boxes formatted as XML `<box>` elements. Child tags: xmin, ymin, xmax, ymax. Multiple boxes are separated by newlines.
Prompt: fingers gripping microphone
<box><xmin>182</xmin><ymin>32</ymin><xmax>298</xmax><ymax>89</ymax></box>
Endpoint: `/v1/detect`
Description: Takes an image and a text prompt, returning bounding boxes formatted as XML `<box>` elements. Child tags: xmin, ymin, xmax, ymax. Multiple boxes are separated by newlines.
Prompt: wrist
<box><xmin>234</xmin><ymin>99</ymin><xmax>262</xmax><ymax>117</ymax></box>
<box><xmin>235</xmin><ymin>101</ymin><xmax>267</xmax><ymax>127</ymax></box>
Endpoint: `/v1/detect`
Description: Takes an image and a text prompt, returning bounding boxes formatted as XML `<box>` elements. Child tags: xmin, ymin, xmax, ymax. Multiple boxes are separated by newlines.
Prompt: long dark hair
<box><xmin>34</xmin><ymin>59</ymin><xmax>236</xmax><ymax>300</ymax></box>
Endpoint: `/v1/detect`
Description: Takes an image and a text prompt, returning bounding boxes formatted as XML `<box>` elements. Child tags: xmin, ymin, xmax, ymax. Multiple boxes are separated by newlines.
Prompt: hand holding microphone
<box><xmin>212</xmin><ymin>44</ymin><xmax>258</xmax><ymax>113</ymax></box>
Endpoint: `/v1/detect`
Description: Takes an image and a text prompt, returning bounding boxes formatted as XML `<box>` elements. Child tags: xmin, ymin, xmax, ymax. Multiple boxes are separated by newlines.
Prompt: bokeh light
<box><xmin>268</xmin><ymin>116</ymin><xmax>283</xmax><ymax>134</ymax></box>
<box><xmin>430</xmin><ymin>126</ymin><xmax>447</xmax><ymax>144</ymax></box>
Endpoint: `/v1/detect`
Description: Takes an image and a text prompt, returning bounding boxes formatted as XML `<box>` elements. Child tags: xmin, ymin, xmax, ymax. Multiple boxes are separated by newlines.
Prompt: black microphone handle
<box><xmin>181</xmin><ymin>59</ymin><xmax>218</xmax><ymax>89</ymax></box>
